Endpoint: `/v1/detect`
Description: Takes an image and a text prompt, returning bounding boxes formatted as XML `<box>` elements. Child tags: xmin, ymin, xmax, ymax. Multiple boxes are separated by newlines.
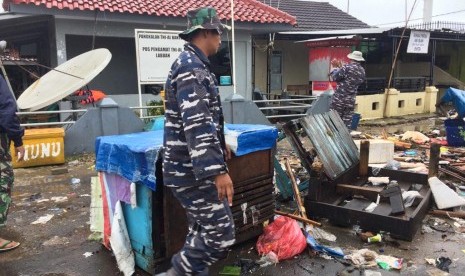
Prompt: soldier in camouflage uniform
<box><xmin>160</xmin><ymin>7</ymin><xmax>234</xmax><ymax>276</ymax></box>
<box><xmin>0</xmin><ymin>74</ymin><xmax>24</xmax><ymax>252</ymax></box>
<box><xmin>329</xmin><ymin>50</ymin><xmax>366</xmax><ymax>128</ymax></box>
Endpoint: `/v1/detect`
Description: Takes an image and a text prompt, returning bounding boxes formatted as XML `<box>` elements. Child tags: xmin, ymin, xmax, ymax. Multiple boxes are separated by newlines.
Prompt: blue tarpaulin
<box><xmin>224</xmin><ymin>124</ymin><xmax>278</xmax><ymax>156</ymax></box>
<box><xmin>440</xmin><ymin>87</ymin><xmax>465</xmax><ymax>118</ymax></box>
<box><xmin>95</xmin><ymin>131</ymin><xmax>163</xmax><ymax>190</ymax></box>
<box><xmin>95</xmin><ymin>124</ymin><xmax>278</xmax><ymax>190</ymax></box>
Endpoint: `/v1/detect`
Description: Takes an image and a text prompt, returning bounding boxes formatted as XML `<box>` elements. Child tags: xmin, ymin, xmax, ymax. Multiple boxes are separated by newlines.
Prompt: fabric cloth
<box><xmin>100</xmin><ymin>172</ymin><xmax>132</xmax><ymax>206</ymax></box>
<box><xmin>0</xmin><ymin>133</ymin><xmax>14</xmax><ymax>227</ymax></box>
<box><xmin>163</xmin><ymin>43</ymin><xmax>228</xmax><ymax>187</ymax></box>
<box><xmin>169</xmin><ymin>181</ymin><xmax>235</xmax><ymax>275</ymax></box>
<box><xmin>329</xmin><ymin>61</ymin><xmax>366</xmax><ymax>128</ymax></box>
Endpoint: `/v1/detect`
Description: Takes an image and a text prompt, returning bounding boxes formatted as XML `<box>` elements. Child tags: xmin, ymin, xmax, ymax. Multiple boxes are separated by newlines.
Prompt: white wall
<box><xmin>54</xmin><ymin>18</ymin><xmax>254</xmax><ymax>102</ymax></box>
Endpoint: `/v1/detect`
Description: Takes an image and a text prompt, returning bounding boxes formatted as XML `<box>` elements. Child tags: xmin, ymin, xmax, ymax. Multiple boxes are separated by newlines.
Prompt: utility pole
<box><xmin>423</xmin><ymin>0</ymin><xmax>433</xmax><ymax>23</ymax></box>
<box><xmin>347</xmin><ymin>0</ymin><xmax>350</xmax><ymax>13</ymax></box>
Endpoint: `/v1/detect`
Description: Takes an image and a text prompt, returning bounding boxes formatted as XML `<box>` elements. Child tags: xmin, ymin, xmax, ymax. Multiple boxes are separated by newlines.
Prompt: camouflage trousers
<box><xmin>168</xmin><ymin>180</ymin><xmax>235</xmax><ymax>276</ymax></box>
<box><xmin>330</xmin><ymin>97</ymin><xmax>356</xmax><ymax>129</ymax></box>
<box><xmin>0</xmin><ymin>133</ymin><xmax>14</xmax><ymax>227</ymax></box>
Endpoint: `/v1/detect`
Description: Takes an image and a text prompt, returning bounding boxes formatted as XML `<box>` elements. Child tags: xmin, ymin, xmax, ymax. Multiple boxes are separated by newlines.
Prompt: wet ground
<box><xmin>1</xmin><ymin>114</ymin><xmax>464</xmax><ymax>275</ymax></box>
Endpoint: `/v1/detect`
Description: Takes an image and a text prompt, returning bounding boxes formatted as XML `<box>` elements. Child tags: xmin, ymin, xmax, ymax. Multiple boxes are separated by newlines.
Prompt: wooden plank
<box><xmin>430</xmin><ymin>209</ymin><xmax>465</xmax><ymax>219</ymax></box>
<box><xmin>275</xmin><ymin>210</ymin><xmax>321</xmax><ymax>226</ymax></box>
<box><xmin>285</xmin><ymin>158</ymin><xmax>311</xmax><ymax>225</ymax></box>
<box><xmin>429</xmin><ymin>143</ymin><xmax>441</xmax><ymax>178</ymax></box>
<box><xmin>359</xmin><ymin>140</ymin><xmax>370</xmax><ymax>177</ymax></box>
<box><xmin>336</xmin><ymin>184</ymin><xmax>384</xmax><ymax>202</ymax></box>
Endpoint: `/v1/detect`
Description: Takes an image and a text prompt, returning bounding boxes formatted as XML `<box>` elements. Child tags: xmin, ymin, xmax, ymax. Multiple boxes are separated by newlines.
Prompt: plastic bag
<box><xmin>384</xmin><ymin>160</ymin><xmax>401</xmax><ymax>170</ymax></box>
<box><xmin>256</xmin><ymin>216</ymin><xmax>307</xmax><ymax>261</ymax></box>
<box><xmin>110</xmin><ymin>201</ymin><xmax>135</xmax><ymax>276</ymax></box>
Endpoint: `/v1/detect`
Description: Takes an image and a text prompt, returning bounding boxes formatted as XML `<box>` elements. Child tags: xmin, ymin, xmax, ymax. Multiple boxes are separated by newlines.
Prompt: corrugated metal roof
<box><xmin>281</xmin><ymin>27</ymin><xmax>392</xmax><ymax>36</ymax></box>
<box><xmin>300</xmin><ymin>110</ymin><xmax>359</xmax><ymax>179</ymax></box>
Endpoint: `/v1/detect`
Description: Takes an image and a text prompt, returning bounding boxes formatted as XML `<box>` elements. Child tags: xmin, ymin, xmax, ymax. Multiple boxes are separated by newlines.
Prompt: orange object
<box><xmin>75</xmin><ymin>89</ymin><xmax>106</xmax><ymax>105</ymax></box>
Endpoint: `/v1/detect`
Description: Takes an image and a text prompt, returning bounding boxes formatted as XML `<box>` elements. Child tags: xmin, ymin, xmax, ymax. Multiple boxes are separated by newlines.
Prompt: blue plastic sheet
<box><xmin>224</xmin><ymin>124</ymin><xmax>278</xmax><ymax>156</ymax></box>
<box><xmin>95</xmin><ymin>131</ymin><xmax>163</xmax><ymax>191</ymax></box>
<box><xmin>440</xmin><ymin>87</ymin><xmax>465</xmax><ymax>118</ymax></box>
<box><xmin>95</xmin><ymin>124</ymin><xmax>278</xmax><ymax>190</ymax></box>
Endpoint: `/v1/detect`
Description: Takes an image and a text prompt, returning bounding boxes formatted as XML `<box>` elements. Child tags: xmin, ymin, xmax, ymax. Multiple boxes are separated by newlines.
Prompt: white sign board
<box><xmin>135</xmin><ymin>29</ymin><xmax>185</xmax><ymax>84</ymax></box>
<box><xmin>407</xmin><ymin>30</ymin><xmax>430</xmax><ymax>54</ymax></box>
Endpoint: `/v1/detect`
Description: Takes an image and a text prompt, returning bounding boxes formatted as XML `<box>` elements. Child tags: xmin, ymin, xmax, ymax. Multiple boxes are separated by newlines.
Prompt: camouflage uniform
<box><xmin>330</xmin><ymin>61</ymin><xmax>366</xmax><ymax>128</ymax></box>
<box><xmin>163</xmin><ymin>43</ymin><xmax>235</xmax><ymax>275</ymax></box>
<box><xmin>0</xmin><ymin>75</ymin><xmax>24</xmax><ymax>227</ymax></box>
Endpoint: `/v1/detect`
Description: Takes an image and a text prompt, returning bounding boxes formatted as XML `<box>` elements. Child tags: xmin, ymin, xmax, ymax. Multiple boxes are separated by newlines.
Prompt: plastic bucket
<box><xmin>445</xmin><ymin>119</ymin><xmax>465</xmax><ymax>146</ymax></box>
<box><xmin>350</xmin><ymin>113</ymin><xmax>361</xmax><ymax>130</ymax></box>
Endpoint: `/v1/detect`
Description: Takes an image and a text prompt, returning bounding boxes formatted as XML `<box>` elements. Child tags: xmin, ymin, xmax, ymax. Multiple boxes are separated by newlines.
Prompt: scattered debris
<box><xmin>51</xmin><ymin>167</ymin><xmax>69</xmax><ymax>175</ymax></box>
<box><xmin>376</xmin><ymin>255</ymin><xmax>403</xmax><ymax>270</ymax></box>
<box><xmin>344</xmin><ymin>249</ymin><xmax>378</xmax><ymax>267</ymax></box>
<box><xmin>43</xmin><ymin>236</ymin><xmax>70</xmax><ymax>246</ymax></box>
<box><xmin>367</xmin><ymin>234</ymin><xmax>382</xmax><ymax>243</ymax></box>
<box><xmin>367</xmin><ymin>176</ymin><xmax>389</xmax><ymax>185</ymax></box>
<box><xmin>68</xmin><ymin>160</ymin><xmax>80</xmax><ymax>166</ymax></box>
<box><xmin>31</xmin><ymin>214</ymin><xmax>54</xmax><ymax>225</ymax></box>
<box><xmin>83</xmin><ymin>252</ymin><xmax>93</xmax><ymax>258</ymax></box>
<box><xmin>27</xmin><ymin>193</ymin><xmax>42</xmax><ymax>202</ymax></box>
<box><xmin>436</xmin><ymin>257</ymin><xmax>452</xmax><ymax>272</ymax></box>
<box><xmin>256</xmin><ymin>216</ymin><xmax>307</xmax><ymax>261</ymax></box>
<box><xmin>401</xmin><ymin>131</ymin><xmax>430</xmax><ymax>144</ymax></box>
<box><xmin>429</xmin><ymin>177</ymin><xmax>465</xmax><ymax>209</ymax></box>
<box><xmin>310</xmin><ymin>227</ymin><xmax>337</xmax><ymax>242</ymax></box>
<box><xmin>427</xmin><ymin>218</ymin><xmax>454</xmax><ymax>233</ymax></box>
<box><xmin>364</xmin><ymin>270</ymin><xmax>382</xmax><ymax>276</ymax></box>
<box><xmin>357</xmin><ymin>231</ymin><xmax>375</xmax><ymax>242</ymax></box>
<box><xmin>422</xmin><ymin>225</ymin><xmax>435</xmax><ymax>234</ymax></box>
<box><xmin>256</xmin><ymin>252</ymin><xmax>279</xmax><ymax>267</ymax></box>
<box><xmin>403</xmin><ymin>191</ymin><xmax>423</xmax><ymax>208</ymax></box>
<box><xmin>219</xmin><ymin>265</ymin><xmax>241</xmax><ymax>276</ymax></box>
<box><xmin>51</xmin><ymin>196</ymin><xmax>68</xmax><ymax>203</ymax></box>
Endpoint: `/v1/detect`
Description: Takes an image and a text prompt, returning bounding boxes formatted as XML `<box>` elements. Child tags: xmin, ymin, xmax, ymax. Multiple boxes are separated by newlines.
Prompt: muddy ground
<box><xmin>1</xmin><ymin>115</ymin><xmax>464</xmax><ymax>276</ymax></box>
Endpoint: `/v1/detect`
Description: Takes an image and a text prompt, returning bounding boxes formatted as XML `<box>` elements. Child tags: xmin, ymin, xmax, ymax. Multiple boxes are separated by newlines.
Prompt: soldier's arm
<box><xmin>331</xmin><ymin>65</ymin><xmax>347</xmax><ymax>82</ymax></box>
<box><xmin>175</xmin><ymin>66</ymin><xmax>228</xmax><ymax>181</ymax></box>
<box><xmin>0</xmin><ymin>76</ymin><xmax>24</xmax><ymax>147</ymax></box>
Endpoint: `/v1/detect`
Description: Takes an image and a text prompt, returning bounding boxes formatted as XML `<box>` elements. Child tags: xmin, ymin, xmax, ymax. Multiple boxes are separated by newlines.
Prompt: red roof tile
<box><xmin>3</xmin><ymin>0</ymin><xmax>296</xmax><ymax>26</ymax></box>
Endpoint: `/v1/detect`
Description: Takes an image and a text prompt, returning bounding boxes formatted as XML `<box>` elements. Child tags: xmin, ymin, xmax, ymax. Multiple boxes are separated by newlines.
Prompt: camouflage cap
<box><xmin>179</xmin><ymin>7</ymin><xmax>231</xmax><ymax>40</ymax></box>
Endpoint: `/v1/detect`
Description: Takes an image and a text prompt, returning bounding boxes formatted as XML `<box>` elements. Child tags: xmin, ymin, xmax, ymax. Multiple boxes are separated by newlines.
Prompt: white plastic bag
<box><xmin>110</xmin><ymin>201</ymin><xmax>135</xmax><ymax>276</ymax></box>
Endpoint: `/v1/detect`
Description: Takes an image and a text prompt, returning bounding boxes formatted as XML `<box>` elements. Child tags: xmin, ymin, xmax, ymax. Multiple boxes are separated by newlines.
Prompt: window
<box><xmin>416</xmin><ymin>98</ymin><xmax>422</xmax><ymax>106</ymax></box>
<box><xmin>270</xmin><ymin>51</ymin><xmax>282</xmax><ymax>91</ymax></box>
<box><xmin>209</xmin><ymin>42</ymin><xmax>232</xmax><ymax>85</ymax></box>
<box><xmin>372</xmin><ymin>102</ymin><xmax>379</xmax><ymax>110</ymax></box>
<box><xmin>398</xmin><ymin>100</ymin><xmax>405</xmax><ymax>108</ymax></box>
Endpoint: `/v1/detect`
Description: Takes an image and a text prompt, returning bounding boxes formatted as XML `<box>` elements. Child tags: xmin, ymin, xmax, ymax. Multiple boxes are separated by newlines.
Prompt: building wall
<box><xmin>355</xmin><ymin>87</ymin><xmax>438</xmax><ymax>120</ymax></box>
<box><xmin>54</xmin><ymin>18</ymin><xmax>253</xmax><ymax>104</ymax></box>
<box><xmin>254</xmin><ymin>39</ymin><xmax>308</xmax><ymax>95</ymax></box>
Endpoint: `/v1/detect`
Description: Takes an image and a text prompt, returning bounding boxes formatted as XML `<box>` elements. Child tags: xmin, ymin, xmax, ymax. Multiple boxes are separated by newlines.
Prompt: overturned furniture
<box><xmin>283</xmin><ymin>110</ymin><xmax>432</xmax><ymax>241</ymax></box>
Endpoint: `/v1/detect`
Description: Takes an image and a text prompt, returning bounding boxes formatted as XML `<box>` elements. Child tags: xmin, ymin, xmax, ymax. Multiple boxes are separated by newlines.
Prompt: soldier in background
<box><xmin>160</xmin><ymin>7</ymin><xmax>235</xmax><ymax>276</ymax></box>
<box><xmin>329</xmin><ymin>50</ymin><xmax>366</xmax><ymax>128</ymax></box>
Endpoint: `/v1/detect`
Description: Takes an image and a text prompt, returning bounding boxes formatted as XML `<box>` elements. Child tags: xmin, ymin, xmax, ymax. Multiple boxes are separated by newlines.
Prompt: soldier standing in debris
<box><xmin>0</xmin><ymin>74</ymin><xmax>24</xmax><ymax>253</ymax></box>
<box><xmin>329</xmin><ymin>50</ymin><xmax>366</xmax><ymax>128</ymax></box>
<box><xmin>160</xmin><ymin>7</ymin><xmax>235</xmax><ymax>276</ymax></box>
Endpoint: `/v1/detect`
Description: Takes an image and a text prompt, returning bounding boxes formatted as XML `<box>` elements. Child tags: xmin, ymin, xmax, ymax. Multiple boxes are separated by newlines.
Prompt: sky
<box><xmin>310</xmin><ymin>0</ymin><xmax>465</xmax><ymax>27</ymax></box>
